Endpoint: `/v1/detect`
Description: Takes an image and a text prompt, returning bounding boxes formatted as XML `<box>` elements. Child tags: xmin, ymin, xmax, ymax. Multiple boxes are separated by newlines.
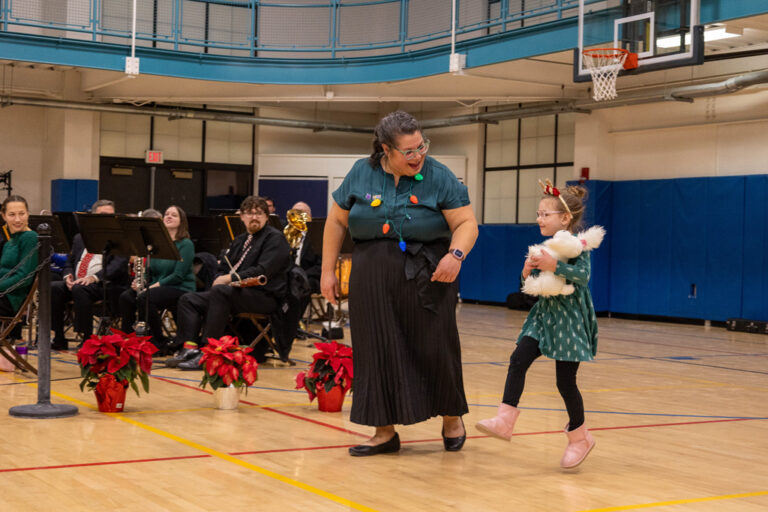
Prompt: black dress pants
<box><xmin>119</xmin><ymin>286</ymin><xmax>186</xmax><ymax>347</ymax></box>
<box><xmin>51</xmin><ymin>281</ymin><xmax>124</xmax><ymax>340</ymax></box>
<box><xmin>175</xmin><ymin>285</ymin><xmax>278</xmax><ymax>345</ymax></box>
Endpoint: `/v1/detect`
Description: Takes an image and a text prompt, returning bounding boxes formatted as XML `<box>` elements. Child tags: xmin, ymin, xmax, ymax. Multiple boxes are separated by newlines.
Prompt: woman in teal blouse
<box><xmin>322</xmin><ymin>111</ymin><xmax>479</xmax><ymax>456</ymax></box>
<box><xmin>0</xmin><ymin>196</ymin><xmax>38</xmax><ymax>325</ymax></box>
<box><xmin>119</xmin><ymin>205</ymin><xmax>195</xmax><ymax>352</ymax></box>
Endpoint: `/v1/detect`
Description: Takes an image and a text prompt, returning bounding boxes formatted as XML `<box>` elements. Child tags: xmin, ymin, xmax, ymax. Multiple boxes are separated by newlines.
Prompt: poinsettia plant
<box><xmin>77</xmin><ymin>329</ymin><xmax>159</xmax><ymax>396</ymax></box>
<box><xmin>295</xmin><ymin>341</ymin><xmax>353</xmax><ymax>402</ymax></box>
<box><xmin>199</xmin><ymin>335</ymin><xmax>258</xmax><ymax>391</ymax></box>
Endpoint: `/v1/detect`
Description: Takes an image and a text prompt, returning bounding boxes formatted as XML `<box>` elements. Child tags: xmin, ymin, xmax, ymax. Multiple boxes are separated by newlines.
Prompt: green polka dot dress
<box><xmin>518</xmin><ymin>251</ymin><xmax>598</xmax><ymax>362</ymax></box>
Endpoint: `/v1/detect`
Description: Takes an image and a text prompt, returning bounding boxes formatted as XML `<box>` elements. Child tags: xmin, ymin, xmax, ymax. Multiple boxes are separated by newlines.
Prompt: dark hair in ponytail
<box><xmin>369</xmin><ymin>111</ymin><xmax>422</xmax><ymax>166</ymax></box>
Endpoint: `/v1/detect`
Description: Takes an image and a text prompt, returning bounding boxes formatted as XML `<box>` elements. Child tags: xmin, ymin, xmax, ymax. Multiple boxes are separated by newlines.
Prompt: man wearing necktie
<box><xmin>50</xmin><ymin>200</ymin><xmax>130</xmax><ymax>349</ymax></box>
<box><xmin>169</xmin><ymin>196</ymin><xmax>291</xmax><ymax>370</ymax></box>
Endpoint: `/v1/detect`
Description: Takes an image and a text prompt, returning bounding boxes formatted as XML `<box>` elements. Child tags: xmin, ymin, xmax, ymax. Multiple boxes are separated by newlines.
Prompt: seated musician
<box><xmin>51</xmin><ymin>199</ymin><xmax>130</xmax><ymax>350</ymax></box>
<box><xmin>167</xmin><ymin>196</ymin><xmax>291</xmax><ymax>370</ymax></box>
<box><xmin>118</xmin><ymin>205</ymin><xmax>195</xmax><ymax>353</ymax></box>
<box><xmin>0</xmin><ymin>196</ymin><xmax>38</xmax><ymax>340</ymax></box>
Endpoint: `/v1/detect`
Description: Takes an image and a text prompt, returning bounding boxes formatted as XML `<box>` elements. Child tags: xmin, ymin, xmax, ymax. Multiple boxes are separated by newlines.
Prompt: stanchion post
<box><xmin>9</xmin><ymin>223</ymin><xmax>78</xmax><ymax>418</ymax></box>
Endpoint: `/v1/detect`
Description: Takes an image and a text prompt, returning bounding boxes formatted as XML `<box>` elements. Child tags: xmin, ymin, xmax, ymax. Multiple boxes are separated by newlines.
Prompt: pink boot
<box><xmin>560</xmin><ymin>424</ymin><xmax>595</xmax><ymax>468</ymax></box>
<box><xmin>475</xmin><ymin>404</ymin><xmax>520</xmax><ymax>441</ymax></box>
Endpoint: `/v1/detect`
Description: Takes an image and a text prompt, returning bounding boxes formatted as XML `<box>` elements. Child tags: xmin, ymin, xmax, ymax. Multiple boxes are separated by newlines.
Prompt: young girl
<box><xmin>476</xmin><ymin>182</ymin><xmax>598</xmax><ymax>468</ymax></box>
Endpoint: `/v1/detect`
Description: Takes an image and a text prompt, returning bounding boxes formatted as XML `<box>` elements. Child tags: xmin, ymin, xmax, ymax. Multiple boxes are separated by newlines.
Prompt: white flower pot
<box><xmin>214</xmin><ymin>385</ymin><xmax>242</xmax><ymax>410</ymax></box>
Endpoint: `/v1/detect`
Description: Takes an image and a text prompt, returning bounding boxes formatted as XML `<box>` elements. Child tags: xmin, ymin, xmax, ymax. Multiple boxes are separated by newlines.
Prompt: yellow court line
<box><xmin>579</xmin><ymin>490</ymin><xmax>768</xmax><ymax>512</ymax></box>
<box><xmin>36</xmin><ymin>384</ymin><xmax>378</xmax><ymax>512</ymax></box>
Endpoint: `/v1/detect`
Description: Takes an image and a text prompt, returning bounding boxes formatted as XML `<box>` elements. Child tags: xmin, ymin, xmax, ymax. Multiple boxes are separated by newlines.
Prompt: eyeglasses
<box><xmin>536</xmin><ymin>210</ymin><xmax>563</xmax><ymax>218</ymax></box>
<box><xmin>394</xmin><ymin>139</ymin><xmax>430</xmax><ymax>161</ymax></box>
<box><xmin>241</xmin><ymin>210</ymin><xmax>266</xmax><ymax>218</ymax></box>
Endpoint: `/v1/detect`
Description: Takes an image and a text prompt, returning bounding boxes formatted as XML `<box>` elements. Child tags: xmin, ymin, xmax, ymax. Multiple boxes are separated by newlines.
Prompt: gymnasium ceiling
<box><xmin>0</xmin><ymin>13</ymin><xmax>766</xmax><ymax>117</ymax></box>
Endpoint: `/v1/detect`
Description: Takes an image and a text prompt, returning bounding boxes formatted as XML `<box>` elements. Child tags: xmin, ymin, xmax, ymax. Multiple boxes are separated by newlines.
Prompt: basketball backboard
<box><xmin>575</xmin><ymin>0</ymin><xmax>704</xmax><ymax>83</ymax></box>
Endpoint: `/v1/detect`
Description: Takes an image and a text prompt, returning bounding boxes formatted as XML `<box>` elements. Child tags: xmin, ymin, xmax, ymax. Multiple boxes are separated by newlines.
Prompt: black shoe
<box><xmin>442</xmin><ymin>417</ymin><xmax>466</xmax><ymax>452</ymax></box>
<box><xmin>51</xmin><ymin>338</ymin><xmax>69</xmax><ymax>351</ymax></box>
<box><xmin>349</xmin><ymin>433</ymin><xmax>400</xmax><ymax>457</ymax></box>
<box><xmin>178</xmin><ymin>352</ymin><xmax>203</xmax><ymax>371</ymax></box>
<box><xmin>166</xmin><ymin>348</ymin><xmax>200</xmax><ymax>368</ymax></box>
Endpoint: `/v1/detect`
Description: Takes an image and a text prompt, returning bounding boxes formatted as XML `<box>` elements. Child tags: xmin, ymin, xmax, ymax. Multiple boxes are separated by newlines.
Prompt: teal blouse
<box><xmin>147</xmin><ymin>238</ymin><xmax>196</xmax><ymax>292</ymax></box>
<box><xmin>0</xmin><ymin>230</ymin><xmax>39</xmax><ymax>311</ymax></box>
<box><xmin>332</xmin><ymin>156</ymin><xmax>470</xmax><ymax>243</ymax></box>
<box><xmin>518</xmin><ymin>251</ymin><xmax>598</xmax><ymax>362</ymax></box>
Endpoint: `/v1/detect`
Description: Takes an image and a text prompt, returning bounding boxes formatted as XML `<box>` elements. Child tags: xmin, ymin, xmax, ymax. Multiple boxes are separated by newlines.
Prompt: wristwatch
<box><xmin>449</xmin><ymin>248</ymin><xmax>465</xmax><ymax>261</ymax></box>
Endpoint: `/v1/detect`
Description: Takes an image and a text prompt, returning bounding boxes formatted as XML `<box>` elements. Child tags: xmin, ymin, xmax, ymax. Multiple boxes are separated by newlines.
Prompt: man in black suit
<box><xmin>169</xmin><ymin>196</ymin><xmax>291</xmax><ymax>369</ymax></box>
<box><xmin>50</xmin><ymin>200</ymin><xmax>130</xmax><ymax>349</ymax></box>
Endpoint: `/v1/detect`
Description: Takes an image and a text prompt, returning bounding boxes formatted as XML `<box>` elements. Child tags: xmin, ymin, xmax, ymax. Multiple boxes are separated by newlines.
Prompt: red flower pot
<box><xmin>94</xmin><ymin>374</ymin><xmax>128</xmax><ymax>412</ymax></box>
<box><xmin>316</xmin><ymin>385</ymin><xmax>346</xmax><ymax>412</ymax></box>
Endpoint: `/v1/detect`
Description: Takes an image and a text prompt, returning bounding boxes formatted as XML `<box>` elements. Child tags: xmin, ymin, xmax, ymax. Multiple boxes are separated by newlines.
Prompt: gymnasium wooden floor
<box><xmin>1</xmin><ymin>303</ymin><xmax>766</xmax><ymax>511</ymax></box>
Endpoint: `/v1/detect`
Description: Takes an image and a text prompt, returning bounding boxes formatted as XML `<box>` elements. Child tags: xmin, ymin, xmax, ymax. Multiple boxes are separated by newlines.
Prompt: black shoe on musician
<box><xmin>178</xmin><ymin>352</ymin><xmax>203</xmax><ymax>371</ymax></box>
<box><xmin>166</xmin><ymin>342</ymin><xmax>199</xmax><ymax>368</ymax></box>
<box><xmin>51</xmin><ymin>337</ymin><xmax>69</xmax><ymax>351</ymax></box>
<box><xmin>349</xmin><ymin>433</ymin><xmax>401</xmax><ymax>457</ymax></box>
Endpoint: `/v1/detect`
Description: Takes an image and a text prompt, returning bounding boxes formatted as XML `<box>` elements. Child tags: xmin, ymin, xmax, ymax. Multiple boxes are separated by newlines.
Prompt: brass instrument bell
<box><xmin>284</xmin><ymin>208</ymin><xmax>311</xmax><ymax>249</ymax></box>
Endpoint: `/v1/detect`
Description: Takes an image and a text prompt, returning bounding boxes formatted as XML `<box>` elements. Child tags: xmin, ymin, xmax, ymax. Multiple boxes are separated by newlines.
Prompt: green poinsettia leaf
<box><xmin>139</xmin><ymin>371</ymin><xmax>150</xmax><ymax>394</ymax></box>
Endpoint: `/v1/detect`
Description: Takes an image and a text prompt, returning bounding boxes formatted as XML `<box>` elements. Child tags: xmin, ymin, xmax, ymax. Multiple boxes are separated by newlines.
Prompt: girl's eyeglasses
<box><xmin>394</xmin><ymin>139</ymin><xmax>430</xmax><ymax>161</ymax></box>
<box><xmin>536</xmin><ymin>210</ymin><xmax>563</xmax><ymax>218</ymax></box>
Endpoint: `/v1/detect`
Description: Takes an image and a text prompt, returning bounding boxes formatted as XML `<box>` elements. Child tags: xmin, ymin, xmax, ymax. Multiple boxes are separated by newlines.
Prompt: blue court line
<box><xmin>469</xmin><ymin>403</ymin><xmax>768</xmax><ymax>420</ymax></box>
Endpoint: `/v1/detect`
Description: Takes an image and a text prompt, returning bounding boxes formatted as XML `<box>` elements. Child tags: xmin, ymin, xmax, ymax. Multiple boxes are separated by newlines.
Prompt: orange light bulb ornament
<box><xmin>409</xmin><ymin>195</ymin><xmax>418</xmax><ymax>204</ymax></box>
<box><xmin>382</xmin><ymin>223</ymin><xmax>390</xmax><ymax>234</ymax></box>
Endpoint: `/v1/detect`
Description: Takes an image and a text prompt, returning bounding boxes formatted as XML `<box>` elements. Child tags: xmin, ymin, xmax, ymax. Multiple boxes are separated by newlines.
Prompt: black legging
<box><xmin>502</xmin><ymin>336</ymin><xmax>585</xmax><ymax>430</ymax></box>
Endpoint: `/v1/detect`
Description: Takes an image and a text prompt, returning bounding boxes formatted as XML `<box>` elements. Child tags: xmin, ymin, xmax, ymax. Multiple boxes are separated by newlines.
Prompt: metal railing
<box><xmin>0</xmin><ymin>0</ymin><xmax>599</xmax><ymax>58</ymax></box>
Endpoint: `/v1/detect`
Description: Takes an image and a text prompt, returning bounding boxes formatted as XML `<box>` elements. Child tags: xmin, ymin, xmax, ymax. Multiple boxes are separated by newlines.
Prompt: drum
<box><xmin>335</xmin><ymin>254</ymin><xmax>352</xmax><ymax>300</ymax></box>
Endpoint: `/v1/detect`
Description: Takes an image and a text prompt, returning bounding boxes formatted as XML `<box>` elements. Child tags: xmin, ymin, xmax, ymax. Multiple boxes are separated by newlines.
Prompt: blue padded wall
<box><xmin>610</xmin><ymin>176</ymin><xmax>746</xmax><ymax>322</ymax></box>
<box><xmin>459</xmin><ymin>224</ymin><xmax>542</xmax><ymax>303</ymax></box>
<box><xmin>742</xmin><ymin>175</ymin><xmax>768</xmax><ymax>321</ymax></box>
<box><xmin>51</xmin><ymin>179</ymin><xmax>98</xmax><ymax>212</ymax></box>
<box><xmin>464</xmin><ymin>175</ymin><xmax>763</xmax><ymax>322</ymax></box>
<box><xmin>257</xmin><ymin>179</ymin><xmax>328</xmax><ymax>221</ymax></box>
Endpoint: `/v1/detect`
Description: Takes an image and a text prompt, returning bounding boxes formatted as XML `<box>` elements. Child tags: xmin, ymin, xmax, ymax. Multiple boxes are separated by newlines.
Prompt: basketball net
<box><xmin>582</xmin><ymin>48</ymin><xmax>629</xmax><ymax>101</ymax></box>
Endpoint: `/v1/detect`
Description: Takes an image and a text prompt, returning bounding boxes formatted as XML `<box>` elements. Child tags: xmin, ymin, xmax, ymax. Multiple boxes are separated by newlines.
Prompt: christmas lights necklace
<box><xmin>372</xmin><ymin>157</ymin><xmax>423</xmax><ymax>252</ymax></box>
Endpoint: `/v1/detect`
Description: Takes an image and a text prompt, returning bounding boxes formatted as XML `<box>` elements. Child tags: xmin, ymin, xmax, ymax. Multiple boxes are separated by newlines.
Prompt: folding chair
<box><xmin>0</xmin><ymin>278</ymin><xmax>39</xmax><ymax>374</ymax></box>
<box><xmin>231</xmin><ymin>312</ymin><xmax>295</xmax><ymax>366</ymax></box>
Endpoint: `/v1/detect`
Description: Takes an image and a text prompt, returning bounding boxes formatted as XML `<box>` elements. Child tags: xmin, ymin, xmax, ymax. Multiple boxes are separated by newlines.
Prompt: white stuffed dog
<box><xmin>521</xmin><ymin>226</ymin><xmax>605</xmax><ymax>297</ymax></box>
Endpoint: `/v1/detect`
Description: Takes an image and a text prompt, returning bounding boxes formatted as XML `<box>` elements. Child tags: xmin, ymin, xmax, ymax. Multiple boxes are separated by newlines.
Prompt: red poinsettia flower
<box><xmin>76</xmin><ymin>329</ymin><xmax>158</xmax><ymax>397</ymax></box>
<box><xmin>198</xmin><ymin>336</ymin><xmax>259</xmax><ymax>392</ymax></box>
<box><xmin>295</xmin><ymin>341</ymin><xmax>353</xmax><ymax>402</ymax></box>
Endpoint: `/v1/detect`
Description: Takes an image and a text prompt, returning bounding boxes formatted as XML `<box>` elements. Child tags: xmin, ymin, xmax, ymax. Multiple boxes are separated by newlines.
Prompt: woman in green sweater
<box><xmin>0</xmin><ymin>196</ymin><xmax>38</xmax><ymax>327</ymax></box>
<box><xmin>119</xmin><ymin>205</ymin><xmax>195</xmax><ymax>352</ymax></box>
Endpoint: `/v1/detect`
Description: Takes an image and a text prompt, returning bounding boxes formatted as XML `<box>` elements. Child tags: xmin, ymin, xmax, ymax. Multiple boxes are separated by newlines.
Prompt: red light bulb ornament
<box><xmin>382</xmin><ymin>222</ymin><xmax>390</xmax><ymax>234</ymax></box>
<box><xmin>409</xmin><ymin>195</ymin><xmax>418</xmax><ymax>204</ymax></box>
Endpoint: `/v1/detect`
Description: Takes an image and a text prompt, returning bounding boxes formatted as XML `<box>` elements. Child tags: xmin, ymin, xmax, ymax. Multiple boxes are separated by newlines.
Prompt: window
<box><xmin>483</xmin><ymin>113</ymin><xmax>575</xmax><ymax>223</ymax></box>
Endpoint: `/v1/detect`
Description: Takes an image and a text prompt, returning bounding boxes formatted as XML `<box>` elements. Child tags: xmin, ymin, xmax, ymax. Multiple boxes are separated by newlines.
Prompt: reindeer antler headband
<box><xmin>538</xmin><ymin>179</ymin><xmax>572</xmax><ymax>216</ymax></box>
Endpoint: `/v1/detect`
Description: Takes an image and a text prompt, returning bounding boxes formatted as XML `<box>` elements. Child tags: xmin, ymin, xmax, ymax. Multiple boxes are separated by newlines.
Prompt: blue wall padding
<box><xmin>257</xmin><ymin>179</ymin><xmax>328</xmax><ymax>220</ymax></box>
<box><xmin>742</xmin><ymin>175</ymin><xmax>768</xmax><ymax>321</ymax></box>
<box><xmin>576</xmin><ymin>180</ymin><xmax>612</xmax><ymax>312</ymax></box>
<box><xmin>459</xmin><ymin>224</ymin><xmax>542</xmax><ymax>303</ymax></box>
<box><xmin>462</xmin><ymin>174</ymin><xmax>767</xmax><ymax>322</ymax></box>
<box><xmin>51</xmin><ymin>179</ymin><xmax>98</xmax><ymax>212</ymax></box>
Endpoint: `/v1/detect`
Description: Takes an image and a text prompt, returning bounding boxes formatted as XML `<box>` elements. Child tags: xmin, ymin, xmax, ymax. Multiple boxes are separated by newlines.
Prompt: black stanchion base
<box><xmin>9</xmin><ymin>402</ymin><xmax>79</xmax><ymax>419</ymax></box>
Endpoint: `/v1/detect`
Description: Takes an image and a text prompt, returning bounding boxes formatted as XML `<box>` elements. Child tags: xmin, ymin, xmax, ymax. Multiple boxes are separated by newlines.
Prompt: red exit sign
<box><xmin>145</xmin><ymin>150</ymin><xmax>164</xmax><ymax>164</ymax></box>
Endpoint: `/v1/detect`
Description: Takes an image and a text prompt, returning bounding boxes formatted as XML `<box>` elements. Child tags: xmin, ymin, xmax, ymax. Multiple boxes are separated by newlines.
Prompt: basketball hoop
<box><xmin>582</xmin><ymin>48</ymin><xmax>637</xmax><ymax>101</ymax></box>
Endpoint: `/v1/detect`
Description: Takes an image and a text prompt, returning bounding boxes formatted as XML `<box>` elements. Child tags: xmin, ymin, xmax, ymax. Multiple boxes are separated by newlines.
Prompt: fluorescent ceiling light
<box><xmin>657</xmin><ymin>27</ymin><xmax>741</xmax><ymax>49</ymax></box>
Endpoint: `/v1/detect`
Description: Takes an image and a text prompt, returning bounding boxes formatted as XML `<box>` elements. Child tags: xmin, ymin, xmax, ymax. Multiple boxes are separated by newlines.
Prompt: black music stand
<box><xmin>307</xmin><ymin>217</ymin><xmax>354</xmax><ymax>256</ymax></box>
<box><xmin>29</xmin><ymin>215</ymin><xmax>71</xmax><ymax>254</ymax></box>
<box><xmin>118</xmin><ymin>216</ymin><xmax>180</xmax><ymax>337</ymax></box>
<box><xmin>187</xmin><ymin>215</ymin><xmax>223</xmax><ymax>255</ymax></box>
<box><xmin>222</xmin><ymin>214</ymin><xmax>245</xmax><ymax>241</ymax></box>
<box><xmin>76</xmin><ymin>214</ymin><xmax>136</xmax><ymax>335</ymax></box>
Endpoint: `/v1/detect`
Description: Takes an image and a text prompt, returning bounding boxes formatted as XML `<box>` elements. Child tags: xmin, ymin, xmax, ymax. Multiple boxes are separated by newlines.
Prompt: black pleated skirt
<box><xmin>348</xmin><ymin>239</ymin><xmax>468</xmax><ymax>426</ymax></box>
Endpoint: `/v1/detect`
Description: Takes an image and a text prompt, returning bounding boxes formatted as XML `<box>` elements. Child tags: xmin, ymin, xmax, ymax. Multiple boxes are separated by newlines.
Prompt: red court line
<box><xmin>152</xmin><ymin>375</ymin><xmax>368</xmax><ymax>438</ymax></box>
<box><xmin>6</xmin><ymin>417</ymin><xmax>759</xmax><ymax>475</ymax></box>
<box><xmin>0</xmin><ymin>454</ymin><xmax>209</xmax><ymax>473</ymax></box>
